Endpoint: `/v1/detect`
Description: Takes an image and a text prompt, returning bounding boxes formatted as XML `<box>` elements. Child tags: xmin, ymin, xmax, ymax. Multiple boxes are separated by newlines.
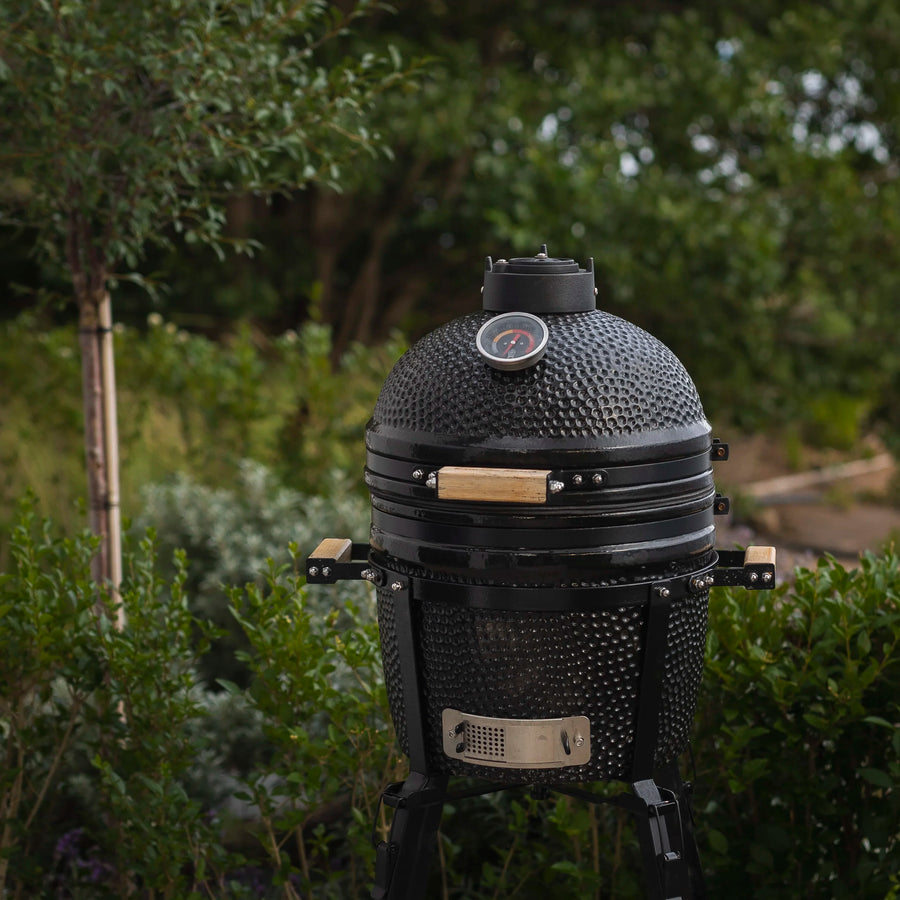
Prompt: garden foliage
<box><xmin>1</xmin><ymin>490</ymin><xmax>898</xmax><ymax>898</ymax></box>
<box><xmin>0</xmin><ymin>313</ymin><xmax>405</xmax><ymax>549</ymax></box>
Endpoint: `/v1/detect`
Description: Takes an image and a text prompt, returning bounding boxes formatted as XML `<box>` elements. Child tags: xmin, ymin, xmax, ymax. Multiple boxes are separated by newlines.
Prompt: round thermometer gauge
<box><xmin>476</xmin><ymin>311</ymin><xmax>549</xmax><ymax>371</ymax></box>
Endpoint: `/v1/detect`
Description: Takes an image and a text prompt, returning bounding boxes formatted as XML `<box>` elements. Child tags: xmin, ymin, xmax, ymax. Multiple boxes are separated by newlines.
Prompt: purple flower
<box><xmin>54</xmin><ymin>828</ymin><xmax>84</xmax><ymax>860</ymax></box>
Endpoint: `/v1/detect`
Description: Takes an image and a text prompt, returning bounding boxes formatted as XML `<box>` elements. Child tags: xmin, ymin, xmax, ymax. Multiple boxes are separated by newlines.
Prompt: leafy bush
<box><xmin>429</xmin><ymin>552</ymin><xmax>900</xmax><ymax>899</ymax></box>
<box><xmin>696</xmin><ymin>550</ymin><xmax>900</xmax><ymax>899</ymax></box>
<box><xmin>0</xmin><ymin>498</ymin><xmax>397</xmax><ymax>899</ymax></box>
<box><xmin>0</xmin><ymin>498</ymin><xmax>222</xmax><ymax>898</ymax></box>
<box><xmin>3</xmin><ymin>488</ymin><xmax>898</xmax><ymax>898</ymax></box>
<box><xmin>137</xmin><ymin>461</ymin><xmax>372</xmax><ymax>687</ymax></box>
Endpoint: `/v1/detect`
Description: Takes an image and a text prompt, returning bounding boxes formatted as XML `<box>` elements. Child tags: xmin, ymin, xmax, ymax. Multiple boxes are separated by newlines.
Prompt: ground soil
<box><xmin>712</xmin><ymin>433</ymin><xmax>900</xmax><ymax>581</ymax></box>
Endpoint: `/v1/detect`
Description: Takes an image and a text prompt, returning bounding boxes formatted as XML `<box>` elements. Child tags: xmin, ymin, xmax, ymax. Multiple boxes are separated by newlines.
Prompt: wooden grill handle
<box><xmin>436</xmin><ymin>466</ymin><xmax>552</xmax><ymax>504</ymax></box>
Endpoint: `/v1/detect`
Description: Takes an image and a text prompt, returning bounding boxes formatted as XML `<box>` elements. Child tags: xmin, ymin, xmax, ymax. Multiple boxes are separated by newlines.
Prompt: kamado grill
<box><xmin>307</xmin><ymin>246</ymin><xmax>775</xmax><ymax>900</ymax></box>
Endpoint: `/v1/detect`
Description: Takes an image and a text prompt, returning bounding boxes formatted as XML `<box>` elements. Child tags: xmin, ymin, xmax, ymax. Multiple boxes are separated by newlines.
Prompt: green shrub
<box><xmin>137</xmin><ymin>461</ymin><xmax>372</xmax><ymax>687</ymax></box>
<box><xmin>3</xmin><ymin>488</ymin><xmax>898</xmax><ymax>899</ymax></box>
<box><xmin>0</xmin><ymin>497</ymin><xmax>224</xmax><ymax>898</ymax></box>
<box><xmin>696</xmin><ymin>551</ymin><xmax>900</xmax><ymax>899</ymax></box>
<box><xmin>0</xmin><ymin>497</ymin><xmax>397</xmax><ymax>899</ymax></box>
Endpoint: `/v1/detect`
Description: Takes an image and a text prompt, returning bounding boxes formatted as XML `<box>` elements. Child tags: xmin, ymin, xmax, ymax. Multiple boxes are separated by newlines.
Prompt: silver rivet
<box><xmin>412</xmin><ymin>469</ymin><xmax>424</xmax><ymax>480</ymax></box>
<box><xmin>705</xmin><ymin>574</ymin><xmax>715</xmax><ymax>587</ymax></box>
<box><xmin>574</xmin><ymin>734</ymin><xmax>585</xmax><ymax>748</ymax></box>
<box><xmin>692</xmin><ymin>577</ymin><xmax>705</xmax><ymax>591</ymax></box>
<box><xmin>762</xmin><ymin>572</ymin><xmax>773</xmax><ymax>583</ymax></box>
<box><xmin>657</xmin><ymin>587</ymin><xmax>671</xmax><ymax>598</ymax></box>
<box><xmin>362</xmin><ymin>568</ymin><xmax>377</xmax><ymax>583</ymax></box>
<box><xmin>572</xmin><ymin>474</ymin><xmax>583</xmax><ymax>486</ymax></box>
<box><xmin>549</xmin><ymin>480</ymin><xmax>564</xmax><ymax>494</ymax></box>
<box><xmin>749</xmin><ymin>572</ymin><xmax>759</xmax><ymax>583</ymax></box>
<box><xmin>322</xmin><ymin>567</ymin><xmax>331</xmax><ymax>578</ymax></box>
<box><xmin>426</xmin><ymin>472</ymin><xmax>437</xmax><ymax>489</ymax></box>
<box><xmin>391</xmin><ymin>581</ymin><xmax>403</xmax><ymax>592</ymax></box>
<box><xmin>308</xmin><ymin>566</ymin><xmax>319</xmax><ymax>577</ymax></box>
<box><xmin>592</xmin><ymin>472</ymin><xmax>605</xmax><ymax>485</ymax></box>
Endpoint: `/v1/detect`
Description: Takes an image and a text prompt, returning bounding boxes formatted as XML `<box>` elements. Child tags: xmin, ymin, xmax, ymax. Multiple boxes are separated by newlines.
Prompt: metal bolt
<box><xmin>536</xmin><ymin>251</ymin><xmax>548</xmax><ymax>259</ymax></box>
<box><xmin>308</xmin><ymin>566</ymin><xmax>319</xmax><ymax>577</ymax></box>
<box><xmin>574</xmin><ymin>734</ymin><xmax>585</xmax><ymax>748</ymax></box>
<box><xmin>717</xmin><ymin>446</ymin><xmax>726</xmax><ymax>457</ymax></box>
<box><xmin>705</xmin><ymin>574</ymin><xmax>715</xmax><ymax>587</ymax></box>
<box><xmin>749</xmin><ymin>572</ymin><xmax>759</xmax><ymax>584</ymax></box>
<box><xmin>497</xmin><ymin>258</ymin><xmax>508</xmax><ymax>264</ymax></box>
<box><xmin>412</xmin><ymin>469</ymin><xmax>425</xmax><ymax>480</ymax></box>
<box><xmin>657</xmin><ymin>587</ymin><xmax>671</xmax><ymax>598</ymax></box>
<box><xmin>426</xmin><ymin>472</ymin><xmax>437</xmax><ymax>489</ymax></box>
<box><xmin>362</xmin><ymin>568</ymin><xmax>377</xmax><ymax>583</ymax></box>
<box><xmin>592</xmin><ymin>472</ymin><xmax>605</xmax><ymax>485</ymax></box>
<box><xmin>594</xmin><ymin>287</ymin><xmax>599</xmax><ymax>296</ymax></box>
<box><xmin>391</xmin><ymin>581</ymin><xmax>403</xmax><ymax>592</ymax></box>
<box><xmin>572</xmin><ymin>474</ymin><xmax>583</xmax><ymax>486</ymax></box>
<box><xmin>692</xmin><ymin>577</ymin><xmax>705</xmax><ymax>591</ymax></box>
<box><xmin>549</xmin><ymin>480</ymin><xmax>565</xmax><ymax>494</ymax></box>
<box><xmin>322</xmin><ymin>567</ymin><xmax>332</xmax><ymax>578</ymax></box>
<box><xmin>762</xmin><ymin>572</ymin><xmax>773</xmax><ymax>584</ymax></box>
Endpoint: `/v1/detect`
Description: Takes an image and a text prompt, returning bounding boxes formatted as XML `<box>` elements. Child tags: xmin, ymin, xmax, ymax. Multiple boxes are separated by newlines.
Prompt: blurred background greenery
<box><xmin>4</xmin><ymin>0</ymin><xmax>900</xmax><ymax>535</ymax></box>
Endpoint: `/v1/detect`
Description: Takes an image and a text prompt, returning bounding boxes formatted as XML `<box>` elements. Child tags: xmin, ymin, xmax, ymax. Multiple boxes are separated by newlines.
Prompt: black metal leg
<box><xmin>372</xmin><ymin>772</ymin><xmax>448</xmax><ymax>900</ymax></box>
<box><xmin>372</xmin><ymin>573</ymin><xmax>448</xmax><ymax>899</ymax></box>
<box><xmin>630</xmin><ymin>764</ymin><xmax>708</xmax><ymax>900</ymax></box>
<box><xmin>655</xmin><ymin>761</ymin><xmax>707</xmax><ymax>899</ymax></box>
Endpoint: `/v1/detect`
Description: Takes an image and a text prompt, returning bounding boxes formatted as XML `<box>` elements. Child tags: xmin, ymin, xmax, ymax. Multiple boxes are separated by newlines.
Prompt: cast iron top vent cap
<box><xmin>482</xmin><ymin>243</ymin><xmax>596</xmax><ymax>313</ymax></box>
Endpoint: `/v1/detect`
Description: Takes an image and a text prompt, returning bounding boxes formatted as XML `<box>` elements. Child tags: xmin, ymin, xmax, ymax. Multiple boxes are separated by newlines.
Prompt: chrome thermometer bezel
<box><xmin>476</xmin><ymin>311</ymin><xmax>550</xmax><ymax>371</ymax></box>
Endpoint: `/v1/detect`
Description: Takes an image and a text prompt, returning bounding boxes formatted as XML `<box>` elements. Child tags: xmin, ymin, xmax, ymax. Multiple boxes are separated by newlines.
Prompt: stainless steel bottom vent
<box><xmin>442</xmin><ymin>709</ymin><xmax>591</xmax><ymax>769</ymax></box>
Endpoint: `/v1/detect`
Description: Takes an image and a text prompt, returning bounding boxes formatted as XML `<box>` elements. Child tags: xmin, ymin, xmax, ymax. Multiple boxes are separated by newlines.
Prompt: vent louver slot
<box><xmin>442</xmin><ymin>709</ymin><xmax>590</xmax><ymax>769</ymax></box>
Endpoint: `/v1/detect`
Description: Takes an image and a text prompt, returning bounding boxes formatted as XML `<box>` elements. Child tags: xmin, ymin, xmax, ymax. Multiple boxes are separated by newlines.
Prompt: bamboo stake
<box><xmin>99</xmin><ymin>292</ymin><xmax>124</xmax><ymax>627</ymax></box>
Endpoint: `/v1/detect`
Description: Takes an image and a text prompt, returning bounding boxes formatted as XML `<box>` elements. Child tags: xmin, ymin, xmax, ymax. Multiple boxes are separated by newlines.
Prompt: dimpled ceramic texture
<box><xmin>370</xmin><ymin>309</ymin><xmax>706</xmax><ymax>448</ymax></box>
<box><xmin>368</xmin><ymin>306</ymin><xmax>712</xmax><ymax>781</ymax></box>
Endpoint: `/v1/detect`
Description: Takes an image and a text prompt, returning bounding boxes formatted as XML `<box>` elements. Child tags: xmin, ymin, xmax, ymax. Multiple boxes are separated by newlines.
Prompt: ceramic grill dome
<box><xmin>363</xmin><ymin>251</ymin><xmax>718</xmax><ymax>783</ymax></box>
<box><xmin>370</xmin><ymin>310</ymin><xmax>707</xmax><ymax>450</ymax></box>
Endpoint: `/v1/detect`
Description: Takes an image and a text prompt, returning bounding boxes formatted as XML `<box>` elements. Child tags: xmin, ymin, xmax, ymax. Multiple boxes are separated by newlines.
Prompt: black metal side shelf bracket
<box><xmin>713</xmin><ymin>546</ymin><xmax>776</xmax><ymax>589</ymax></box>
<box><xmin>306</xmin><ymin>538</ymin><xmax>372</xmax><ymax>584</ymax></box>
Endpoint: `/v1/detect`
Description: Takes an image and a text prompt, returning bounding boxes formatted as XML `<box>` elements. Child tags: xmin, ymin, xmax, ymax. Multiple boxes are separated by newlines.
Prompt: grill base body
<box><xmin>376</xmin><ymin>567</ymin><xmax>709</xmax><ymax>783</ymax></box>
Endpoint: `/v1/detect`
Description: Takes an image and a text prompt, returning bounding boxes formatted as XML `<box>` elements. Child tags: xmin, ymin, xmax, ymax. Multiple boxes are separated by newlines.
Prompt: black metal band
<box><xmin>370</xmin><ymin>504</ymin><xmax>715</xmax><ymax>551</ymax></box>
<box><xmin>400</xmin><ymin>566</ymin><xmax>714</xmax><ymax>612</ymax></box>
<box><xmin>365</xmin><ymin>426</ymin><xmax>714</xmax><ymax>470</ymax></box>
<box><xmin>366</xmin><ymin>447</ymin><xmax>714</xmax><ymax>491</ymax></box>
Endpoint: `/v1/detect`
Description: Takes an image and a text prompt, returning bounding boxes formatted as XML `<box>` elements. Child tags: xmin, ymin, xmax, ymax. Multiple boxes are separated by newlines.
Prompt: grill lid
<box><xmin>367</xmin><ymin>307</ymin><xmax>709</xmax><ymax>466</ymax></box>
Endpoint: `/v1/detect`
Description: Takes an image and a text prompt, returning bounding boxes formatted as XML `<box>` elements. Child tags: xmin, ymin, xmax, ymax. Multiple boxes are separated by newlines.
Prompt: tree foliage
<box><xmin>154</xmin><ymin>0</ymin><xmax>898</xmax><ymax>437</ymax></box>
<box><xmin>0</xmin><ymin>0</ymin><xmax>408</xmax><ymax>288</ymax></box>
<box><xmin>0</xmin><ymin>0</ymin><xmax>412</xmax><ymax>591</ymax></box>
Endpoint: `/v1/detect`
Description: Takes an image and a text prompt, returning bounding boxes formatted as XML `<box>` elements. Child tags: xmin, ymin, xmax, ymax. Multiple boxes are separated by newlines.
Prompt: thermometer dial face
<box><xmin>476</xmin><ymin>312</ymin><xmax>549</xmax><ymax>371</ymax></box>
